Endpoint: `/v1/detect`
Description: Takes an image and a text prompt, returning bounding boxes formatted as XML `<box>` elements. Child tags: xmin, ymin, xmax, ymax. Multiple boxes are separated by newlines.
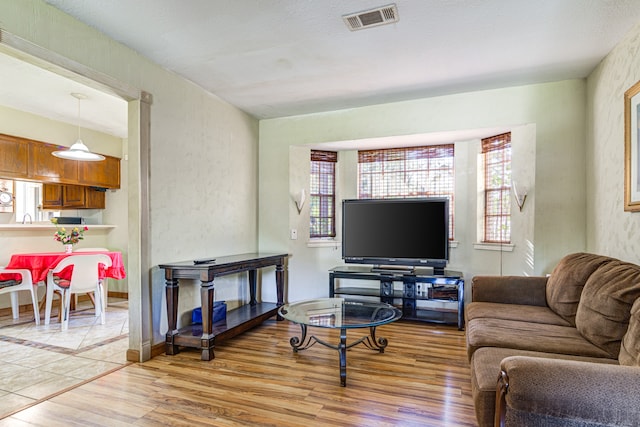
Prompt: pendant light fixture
<box><xmin>52</xmin><ymin>93</ymin><xmax>105</xmax><ymax>161</ymax></box>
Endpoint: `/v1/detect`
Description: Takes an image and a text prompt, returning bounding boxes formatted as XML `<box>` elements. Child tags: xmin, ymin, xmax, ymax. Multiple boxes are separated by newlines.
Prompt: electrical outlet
<box><xmin>290</xmin><ymin>229</ymin><xmax>298</xmax><ymax>240</ymax></box>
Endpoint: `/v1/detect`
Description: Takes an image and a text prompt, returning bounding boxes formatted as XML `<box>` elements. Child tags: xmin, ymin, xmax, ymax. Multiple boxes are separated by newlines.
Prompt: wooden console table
<box><xmin>159</xmin><ymin>252</ymin><xmax>288</xmax><ymax>361</ymax></box>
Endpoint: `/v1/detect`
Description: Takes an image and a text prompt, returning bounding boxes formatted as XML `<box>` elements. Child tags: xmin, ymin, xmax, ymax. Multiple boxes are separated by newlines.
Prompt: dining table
<box><xmin>1</xmin><ymin>250</ymin><xmax>126</xmax><ymax>283</ymax></box>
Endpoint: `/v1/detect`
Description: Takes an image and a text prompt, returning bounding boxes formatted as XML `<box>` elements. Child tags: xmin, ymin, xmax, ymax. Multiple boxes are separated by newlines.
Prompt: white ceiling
<box><xmin>3</xmin><ymin>1</ymin><xmax>640</xmax><ymax>140</ymax></box>
<box><xmin>0</xmin><ymin>53</ymin><xmax>128</xmax><ymax>138</ymax></box>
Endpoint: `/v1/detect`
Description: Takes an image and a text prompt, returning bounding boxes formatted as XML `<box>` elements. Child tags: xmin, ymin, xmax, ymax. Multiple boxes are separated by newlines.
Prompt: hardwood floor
<box><xmin>0</xmin><ymin>318</ymin><xmax>477</xmax><ymax>426</ymax></box>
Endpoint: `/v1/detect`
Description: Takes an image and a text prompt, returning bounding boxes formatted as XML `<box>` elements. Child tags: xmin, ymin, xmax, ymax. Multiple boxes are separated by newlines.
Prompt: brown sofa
<box><xmin>465</xmin><ymin>253</ymin><xmax>640</xmax><ymax>426</ymax></box>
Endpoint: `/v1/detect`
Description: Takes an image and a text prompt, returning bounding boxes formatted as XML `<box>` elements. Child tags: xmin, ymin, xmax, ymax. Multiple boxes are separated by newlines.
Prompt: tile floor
<box><xmin>0</xmin><ymin>298</ymin><xmax>129</xmax><ymax>418</ymax></box>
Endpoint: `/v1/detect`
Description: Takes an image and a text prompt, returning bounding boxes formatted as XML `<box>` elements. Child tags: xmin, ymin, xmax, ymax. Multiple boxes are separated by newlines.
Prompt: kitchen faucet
<box><xmin>21</xmin><ymin>213</ymin><xmax>32</xmax><ymax>224</ymax></box>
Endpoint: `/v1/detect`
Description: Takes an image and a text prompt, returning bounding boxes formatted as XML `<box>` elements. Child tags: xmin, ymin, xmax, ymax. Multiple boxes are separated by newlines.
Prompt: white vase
<box><xmin>64</xmin><ymin>244</ymin><xmax>73</xmax><ymax>254</ymax></box>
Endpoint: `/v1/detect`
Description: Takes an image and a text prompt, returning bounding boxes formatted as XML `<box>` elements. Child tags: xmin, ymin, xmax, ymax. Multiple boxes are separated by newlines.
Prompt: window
<box><xmin>310</xmin><ymin>150</ymin><xmax>337</xmax><ymax>238</ymax></box>
<box><xmin>15</xmin><ymin>180</ymin><xmax>47</xmax><ymax>222</ymax></box>
<box><xmin>482</xmin><ymin>133</ymin><xmax>512</xmax><ymax>243</ymax></box>
<box><xmin>357</xmin><ymin>145</ymin><xmax>455</xmax><ymax>239</ymax></box>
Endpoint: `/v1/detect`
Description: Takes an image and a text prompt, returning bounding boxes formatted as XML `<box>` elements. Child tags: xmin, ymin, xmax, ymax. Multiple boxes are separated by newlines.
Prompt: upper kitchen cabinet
<box><xmin>0</xmin><ymin>133</ymin><xmax>121</xmax><ymax>190</ymax></box>
<box><xmin>29</xmin><ymin>141</ymin><xmax>79</xmax><ymax>183</ymax></box>
<box><xmin>79</xmin><ymin>155</ymin><xmax>120</xmax><ymax>189</ymax></box>
<box><xmin>0</xmin><ymin>134</ymin><xmax>29</xmax><ymax>178</ymax></box>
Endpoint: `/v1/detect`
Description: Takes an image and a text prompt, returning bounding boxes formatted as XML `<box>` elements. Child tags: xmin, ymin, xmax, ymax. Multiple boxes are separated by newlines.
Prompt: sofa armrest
<box><xmin>496</xmin><ymin>356</ymin><xmax>640</xmax><ymax>426</ymax></box>
<box><xmin>471</xmin><ymin>275</ymin><xmax>548</xmax><ymax>306</ymax></box>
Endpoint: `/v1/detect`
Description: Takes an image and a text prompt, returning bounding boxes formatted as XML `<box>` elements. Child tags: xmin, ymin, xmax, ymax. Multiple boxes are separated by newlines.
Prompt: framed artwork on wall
<box><xmin>624</xmin><ymin>80</ymin><xmax>640</xmax><ymax>212</ymax></box>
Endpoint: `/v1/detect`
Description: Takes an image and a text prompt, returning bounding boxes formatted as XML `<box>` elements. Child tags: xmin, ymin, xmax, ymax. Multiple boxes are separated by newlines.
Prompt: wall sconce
<box><xmin>293</xmin><ymin>189</ymin><xmax>306</xmax><ymax>214</ymax></box>
<box><xmin>512</xmin><ymin>181</ymin><xmax>527</xmax><ymax>212</ymax></box>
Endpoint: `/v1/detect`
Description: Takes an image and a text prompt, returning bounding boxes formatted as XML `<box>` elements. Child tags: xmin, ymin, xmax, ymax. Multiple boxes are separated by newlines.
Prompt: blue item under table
<box><xmin>192</xmin><ymin>301</ymin><xmax>227</xmax><ymax>324</ymax></box>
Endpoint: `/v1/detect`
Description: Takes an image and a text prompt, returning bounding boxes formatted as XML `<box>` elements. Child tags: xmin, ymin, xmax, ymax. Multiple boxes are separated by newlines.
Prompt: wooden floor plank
<box><xmin>0</xmin><ymin>319</ymin><xmax>477</xmax><ymax>426</ymax></box>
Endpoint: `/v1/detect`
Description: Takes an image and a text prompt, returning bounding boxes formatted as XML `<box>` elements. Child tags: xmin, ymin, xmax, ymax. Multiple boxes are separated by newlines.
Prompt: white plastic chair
<box><xmin>0</xmin><ymin>267</ymin><xmax>39</xmax><ymax>325</ymax></box>
<box><xmin>72</xmin><ymin>248</ymin><xmax>109</xmax><ymax>306</ymax></box>
<box><xmin>44</xmin><ymin>254</ymin><xmax>112</xmax><ymax>330</ymax></box>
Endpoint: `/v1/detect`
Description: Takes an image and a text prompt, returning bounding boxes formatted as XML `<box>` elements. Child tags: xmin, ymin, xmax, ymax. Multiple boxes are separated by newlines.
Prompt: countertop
<box><xmin>0</xmin><ymin>224</ymin><xmax>116</xmax><ymax>230</ymax></box>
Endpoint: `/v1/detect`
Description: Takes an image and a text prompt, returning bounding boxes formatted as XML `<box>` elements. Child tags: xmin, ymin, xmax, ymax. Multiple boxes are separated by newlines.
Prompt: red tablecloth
<box><xmin>1</xmin><ymin>251</ymin><xmax>126</xmax><ymax>283</ymax></box>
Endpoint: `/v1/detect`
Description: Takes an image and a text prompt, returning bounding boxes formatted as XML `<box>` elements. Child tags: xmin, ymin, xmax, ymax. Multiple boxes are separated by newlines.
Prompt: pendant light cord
<box><xmin>77</xmin><ymin>95</ymin><xmax>82</xmax><ymax>141</ymax></box>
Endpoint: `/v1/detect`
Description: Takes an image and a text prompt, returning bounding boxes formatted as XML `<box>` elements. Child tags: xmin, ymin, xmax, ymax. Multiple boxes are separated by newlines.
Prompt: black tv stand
<box><xmin>329</xmin><ymin>265</ymin><xmax>464</xmax><ymax>330</ymax></box>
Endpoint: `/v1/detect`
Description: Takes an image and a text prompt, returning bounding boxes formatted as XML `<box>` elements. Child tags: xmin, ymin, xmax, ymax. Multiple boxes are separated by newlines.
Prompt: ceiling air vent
<box><xmin>343</xmin><ymin>4</ymin><xmax>398</xmax><ymax>31</ymax></box>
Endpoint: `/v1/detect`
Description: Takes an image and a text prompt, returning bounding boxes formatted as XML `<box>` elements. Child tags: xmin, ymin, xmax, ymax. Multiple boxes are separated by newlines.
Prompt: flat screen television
<box><xmin>342</xmin><ymin>198</ymin><xmax>449</xmax><ymax>274</ymax></box>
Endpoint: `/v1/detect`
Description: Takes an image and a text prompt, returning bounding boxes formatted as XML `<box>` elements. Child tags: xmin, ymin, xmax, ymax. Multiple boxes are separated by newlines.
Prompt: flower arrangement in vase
<box><xmin>51</xmin><ymin>218</ymin><xmax>88</xmax><ymax>253</ymax></box>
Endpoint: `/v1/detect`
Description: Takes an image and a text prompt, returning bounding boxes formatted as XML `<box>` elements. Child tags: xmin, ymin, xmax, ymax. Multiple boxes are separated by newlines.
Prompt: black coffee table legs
<box><xmin>288</xmin><ymin>324</ymin><xmax>389</xmax><ymax>386</ymax></box>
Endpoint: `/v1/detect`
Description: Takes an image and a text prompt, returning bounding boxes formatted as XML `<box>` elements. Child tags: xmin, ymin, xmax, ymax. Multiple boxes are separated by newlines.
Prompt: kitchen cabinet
<box><xmin>42</xmin><ymin>184</ymin><xmax>106</xmax><ymax>209</ymax></box>
<box><xmin>0</xmin><ymin>133</ymin><xmax>121</xmax><ymax>190</ymax></box>
<box><xmin>77</xmin><ymin>186</ymin><xmax>106</xmax><ymax>209</ymax></box>
<box><xmin>61</xmin><ymin>185</ymin><xmax>86</xmax><ymax>207</ymax></box>
<box><xmin>29</xmin><ymin>142</ymin><xmax>79</xmax><ymax>183</ymax></box>
<box><xmin>79</xmin><ymin>155</ymin><xmax>120</xmax><ymax>189</ymax></box>
<box><xmin>0</xmin><ymin>134</ymin><xmax>29</xmax><ymax>179</ymax></box>
<box><xmin>42</xmin><ymin>183</ymin><xmax>63</xmax><ymax>208</ymax></box>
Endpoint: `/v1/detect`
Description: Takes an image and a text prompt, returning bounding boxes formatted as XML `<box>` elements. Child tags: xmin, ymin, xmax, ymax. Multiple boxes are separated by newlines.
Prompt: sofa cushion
<box><xmin>575</xmin><ymin>260</ymin><xmax>640</xmax><ymax>358</ymax></box>
<box><xmin>546</xmin><ymin>253</ymin><xmax>613</xmax><ymax>326</ymax></box>
<box><xmin>471</xmin><ymin>275</ymin><xmax>548</xmax><ymax>306</ymax></box>
<box><xmin>619</xmin><ymin>297</ymin><xmax>640</xmax><ymax>366</ymax></box>
<box><xmin>465</xmin><ymin>302</ymin><xmax>571</xmax><ymax>327</ymax></box>
<box><xmin>466</xmin><ymin>317</ymin><xmax>611</xmax><ymax>360</ymax></box>
<box><xmin>470</xmin><ymin>347</ymin><xmax>616</xmax><ymax>427</ymax></box>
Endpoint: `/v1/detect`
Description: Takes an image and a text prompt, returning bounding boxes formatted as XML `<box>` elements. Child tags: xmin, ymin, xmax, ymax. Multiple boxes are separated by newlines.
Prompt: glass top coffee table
<box><xmin>278</xmin><ymin>297</ymin><xmax>402</xmax><ymax>386</ymax></box>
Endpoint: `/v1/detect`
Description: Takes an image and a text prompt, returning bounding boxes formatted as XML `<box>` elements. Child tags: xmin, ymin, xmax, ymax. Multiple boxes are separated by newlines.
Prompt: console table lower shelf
<box><xmin>167</xmin><ymin>302</ymin><xmax>279</xmax><ymax>359</ymax></box>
